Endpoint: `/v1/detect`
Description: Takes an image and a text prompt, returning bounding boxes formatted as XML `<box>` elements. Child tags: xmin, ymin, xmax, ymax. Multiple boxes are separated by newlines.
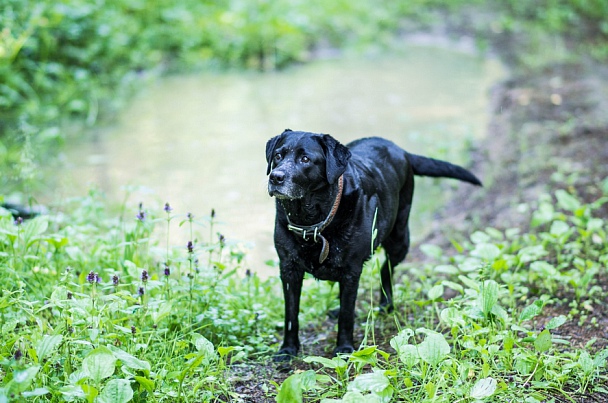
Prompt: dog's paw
<box><xmin>273</xmin><ymin>346</ymin><xmax>298</xmax><ymax>362</ymax></box>
<box><xmin>333</xmin><ymin>344</ymin><xmax>354</xmax><ymax>356</ymax></box>
<box><xmin>378</xmin><ymin>302</ymin><xmax>394</xmax><ymax>314</ymax></box>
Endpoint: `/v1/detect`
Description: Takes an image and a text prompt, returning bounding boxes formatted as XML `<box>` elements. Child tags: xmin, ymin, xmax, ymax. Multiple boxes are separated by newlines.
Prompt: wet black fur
<box><xmin>266</xmin><ymin>129</ymin><xmax>481</xmax><ymax>360</ymax></box>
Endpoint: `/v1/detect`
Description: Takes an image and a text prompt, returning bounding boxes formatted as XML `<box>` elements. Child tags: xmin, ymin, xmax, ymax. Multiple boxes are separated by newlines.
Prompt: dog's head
<box><xmin>266</xmin><ymin>129</ymin><xmax>351</xmax><ymax>199</ymax></box>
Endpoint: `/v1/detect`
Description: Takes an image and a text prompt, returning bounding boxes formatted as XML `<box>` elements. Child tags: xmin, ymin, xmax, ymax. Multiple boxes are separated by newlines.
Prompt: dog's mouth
<box><xmin>268</xmin><ymin>184</ymin><xmax>303</xmax><ymax>200</ymax></box>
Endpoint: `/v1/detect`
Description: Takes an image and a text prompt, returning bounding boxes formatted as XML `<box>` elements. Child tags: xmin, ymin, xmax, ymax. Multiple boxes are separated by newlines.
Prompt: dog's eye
<box><xmin>274</xmin><ymin>153</ymin><xmax>282</xmax><ymax>161</ymax></box>
<box><xmin>300</xmin><ymin>156</ymin><xmax>310</xmax><ymax>163</ymax></box>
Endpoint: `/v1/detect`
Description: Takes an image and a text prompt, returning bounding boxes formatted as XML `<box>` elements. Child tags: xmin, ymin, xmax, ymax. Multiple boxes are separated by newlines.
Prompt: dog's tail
<box><xmin>407</xmin><ymin>153</ymin><xmax>482</xmax><ymax>186</ymax></box>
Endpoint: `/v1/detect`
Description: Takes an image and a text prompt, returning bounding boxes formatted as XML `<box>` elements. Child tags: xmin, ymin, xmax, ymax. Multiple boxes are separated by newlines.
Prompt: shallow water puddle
<box><xmin>51</xmin><ymin>45</ymin><xmax>503</xmax><ymax>276</ymax></box>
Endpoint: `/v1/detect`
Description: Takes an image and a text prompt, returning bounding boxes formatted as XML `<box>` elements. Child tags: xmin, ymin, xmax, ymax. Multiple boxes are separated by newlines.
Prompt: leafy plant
<box><xmin>277</xmin><ymin>184</ymin><xmax>608</xmax><ymax>402</ymax></box>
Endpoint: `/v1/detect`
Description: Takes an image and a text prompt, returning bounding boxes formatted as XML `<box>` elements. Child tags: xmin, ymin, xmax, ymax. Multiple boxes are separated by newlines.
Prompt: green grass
<box><xmin>0</xmin><ymin>191</ymin><xmax>285</xmax><ymax>401</ymax></box>
<box><xmin>276</xmin><ymin>178</ymin><xmax>608</xmax><ymax>402</ymax></box>
<box><xmin>3</xmin><ymin>1</ymin><xmax>608</xmax><ymax>401</ymax></box>
<box><xmin>1</xmin><ymin>177</ymin><xmax>607</xmax><ymax>401</ymax></box>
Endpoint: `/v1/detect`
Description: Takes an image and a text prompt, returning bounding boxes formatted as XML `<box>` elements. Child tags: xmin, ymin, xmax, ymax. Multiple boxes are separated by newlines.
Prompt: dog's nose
<box><xmin>269</xmin><ymin>171</ymin><xmax>285</xmax><ymax>185</ymax></box>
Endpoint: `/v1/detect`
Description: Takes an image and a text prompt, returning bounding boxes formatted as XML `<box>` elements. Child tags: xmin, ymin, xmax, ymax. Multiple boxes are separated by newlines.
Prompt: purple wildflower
<box><xmin>14</xmin><ymin>217</ymin><xmax>23</xmax><ymax>226</ymax></box>
<box><xmin>141</xmin><ymin>270</ymin><xmax>148</xmax><ymax>283</ymax></box>
<box><xmin>187</xmin><ymin>212</ymin><xmax>193</xmax><ymax>220</ymax></box>
<box><xmin>67</xmin><ymin>291</ymin><xmax>73</xmax><ymax>300</ymax></box>
<box><xmin>164</xmin><ymin>265</ymin><xmax>170</xmax><ymax>277</ymax></box>
<box><xmin>164</xmin><ymin>202</ymin><xmax>172</xmax><ymax>213</ymax></box>
<box><xmin>136</xmin><ymin>210</ymin><xmax>146</xmax><ymax>221</ymax></box>
<box><xmin>14</xmin><ymin>349</ymin><xmax>22</xmax><ymax>361</ymax></box>
<box><xmin>131</xmin><ymin>326</ymin><xmax>136</xmax><ymax>335</ymax></box>
<box><xmin>187</xmin><ymin>241</ymin><xmax>194</xmax><ymax>253</ymax></box>
<box><xmin>138</xmin><ymin>286</ymin><xmax>145</xmax><ymax>297</ymax></box>
<box><xmin>112</xmin><ymin>275</ymin><xmax>119</xmax><ymax>286</ymax></box>
<box><xmin>87</xmin><ymin>271</ymin><xmax>99</xmax><ymax>284</ymax></box>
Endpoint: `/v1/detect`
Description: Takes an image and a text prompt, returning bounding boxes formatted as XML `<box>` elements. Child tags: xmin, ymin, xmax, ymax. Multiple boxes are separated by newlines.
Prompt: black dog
<box><xmin>266</xmin><ymin>129</ymin><xmax>481</xmax><ymax>359</ymax></box>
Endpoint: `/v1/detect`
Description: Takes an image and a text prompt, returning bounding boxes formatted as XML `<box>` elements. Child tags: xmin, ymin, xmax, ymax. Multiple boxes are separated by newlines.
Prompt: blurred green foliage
<box><xmin>0</xmin><ymin>0</ymin><xmax>410</xmax><ymax>190</ymax></box>
<box><xmin>1</xmin><ymin>0</ymin><xmax>607</xmax><ymax>191</ymax></box>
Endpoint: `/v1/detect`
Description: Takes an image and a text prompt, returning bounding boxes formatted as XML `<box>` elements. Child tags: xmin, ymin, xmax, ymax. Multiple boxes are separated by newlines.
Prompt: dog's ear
<box><xmin>322</xmin><ymin>134</ymin><xmax>351</xmax><ymax>184</ymax></box>
<box><xmin>266</xmin><ymin>132</ymin><xmax>287</xmax><ymax>175</ymax></box>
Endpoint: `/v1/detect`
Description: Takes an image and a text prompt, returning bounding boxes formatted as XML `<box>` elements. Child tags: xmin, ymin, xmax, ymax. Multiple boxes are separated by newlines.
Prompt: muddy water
<box><xmin>53</xmin><ymin>45</ymin><xmax>502</xmax><ymax>276</ymax></box>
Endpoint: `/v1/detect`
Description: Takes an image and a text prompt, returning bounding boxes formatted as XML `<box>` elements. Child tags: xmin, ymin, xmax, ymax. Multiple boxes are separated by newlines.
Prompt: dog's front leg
<box><xmin>334</xmin><ymin>274</ymin><xmax>361</xmax><ymax>355</ymax></box>
<box><xmin>275</xmin><ymin>267</ymin><xmax>304</xmax><ymax>361</ymax></box>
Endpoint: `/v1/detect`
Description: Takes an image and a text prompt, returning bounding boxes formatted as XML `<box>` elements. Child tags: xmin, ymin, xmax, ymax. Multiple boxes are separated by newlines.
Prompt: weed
<box><xmin>277</xmin><ymin>184</ymin><xmax>608</xmax><ymax>402</ymax></box>
<box><xmin>0</xmin><ymin>192</ymin><xmax>282</xmax><ymax>401</ymax></box>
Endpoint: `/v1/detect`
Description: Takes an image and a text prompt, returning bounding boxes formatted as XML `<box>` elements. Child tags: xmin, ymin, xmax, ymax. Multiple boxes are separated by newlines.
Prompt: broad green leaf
<box><xmin>427</xmin><ymin>284</ymin><xmax>444</xmax><ymax>300</ymax></box>
<box><xmin>218</xmin><ymin>346</ymin><xmax>235</xmax><ymax>358</ymax></box>
<box><xmin>304</xmin><ymin>356</ymin><xmax>340</xmax><ymax>369</ymax></box>
<box><xmin>458</xmin><ymin>257</ymin><xmax>483</xmax><ymax>272</ymax></box>
<box><xmin>300</xmin><ymin>370</ymin><xmax>317</xmax><ymax>392</ymax></box>
<box><xmin>22</xmin><ymin>388</ymin><xmax>50</xmax><ymax>398</ymax></box>
<box><xmin>545</xmin><ymin>315</ymin><xmax>567</xmax><ymax>330</ymax></box>
<box><xmin>534</xmin><ymin>329</ymin><xmax>552</xmax><ymax>353</ymax></box>
<box><xmin>134</xmin><ymin>376</ymin><xmax>154</xmax><ymax>393</ymax></box>
<box><xmin>396</xmin><ymin>344</ymin><xmax>418</xmax><ymax>367</ymax></box>
<box><xmin>550</xmin><ymin>220</ymin><xmax>570</xmax><ymax>236</ymax></box>
<box><xmin>440</xmin><ymin>307</ymin><xmax>466</xmax><ymax>327</ymax></box>
<box><xmin>36</xmin><ymin>335</ymin><xmax>63</xmax><ymax>362</ymax></box>
<box><xmin>555</xmin><ymin>189</ymin><xmax>580</xmax><ymax>211</ymax></box>
<box><xmin>515</xmin><ymin>356</ymin><xmax>535</xmax><ymax>375</ymax></box>
<box><xmin>11</xmin><ymin>366</ymin><xmax>40</xmax><ymax>393</ymax></box>
<box><xmin>517</xmin><ymin>245</ymin><xmax>547</xmax><ymax>263</ymax></box>
<box><xmin>81</xmin><ymin>384</ymin><xmax>99</xmax><ymax>402</ymax></box>
<box><xmin>434</xmin><ymin>265</ymin><xmax>458</xmax><ymax>275</ymax></box>
<box><xmin>107</xmin><ymin>346</ymin><xmax>150</xmax><ymax>373</ymax></box>
<box><xmin>420</xmin><ymin>244</ymin><xmax>443</xmax><ymax>259</ymax></box>
<box><xmin>442</xmin><ymin>280</ymin><xmax>463</xmax><ymax>294</ymax></box>
<box><xmin>425</xmin><ymin>382</ymin><xmax>436</xmax><ymax>399</ymax></box>
<box><xmin>458</xmin><ymin>275</ymin><xmax>481</xmax><ymax>292</ymax></box>
<box><xmin>191</xmin><ymin>333</ymin><xmax>215</xmax><ymax>364</ymax></box>
<box><xmin>472</xmin><ymin>243</ymin><xmax>501</xmax><ymax>261</ymax></box>
<box><xmin>416</xmin><ymin>330</ymin><xmax>450</xmax><ymax>366</ymax></box>
<box><xmin>83</xmin><ymin>347</ymin><xmax>116</xmax><ymax>384</ymax></box>
<box><xmin>348</xmin><ymin>370</ymin><xmax>390</xmax><ymax>394</ymax></box>
<box><xmin>23</xmin><ymin>217</ymin><xmax>49</xmax><ymax>238</ymax></box>
<box><xmin>593</xmin><ymin>349</ymin><xmax>608</xmax><ymax>368</ymax></box>
<box><xmin>478</xmin><ymin>280</ymin><xmax>499</xmax><ymax>317</ymax></box>
<box><xmin>578</xmin><ymin>351</ymin><xmax>594</xmax><ymax>373</ymax></box>
<box><xmin>390</xmin><ymin>329</ymin><xmax>414</xmax><ymax>355</ymax></box>
<box><xmin>470</xmin><ymin>231</ymin><xmax>491</xmax><ymax>244</ymax></box>
<box><xmin>519</xmin><ymin>300</ymin><xmax>544</xmax><ymax>322</ymax></box>
<box><xmin>531</xmin><ymin>202</ymin><xmax>554</xmax><ymax>227</ymax></box>
<box><xmin>485</xmin><ymin>227</ymin><xmax>504</xmax><ymax>240</ymax></box>
<box><xmin>470</xmin><ymin>377</ymin><xmax>497</xmax><ymax>399</ymax></box>
<box><xmin>530</xmin><ymin>261</ymin><xmax>557</xmax><ymax>277</ymax></box>
<box><xmin>353</xmin><ymin>346</ymin><xmax>378</xmax><ymax>358</ymax></box>
<box><xmin>587</xmin><ymin>218</ymin><xmax>604</xmax><ymax>232</ymax></box>
<box><xmin>276</xmin><ymin>373</ymin><xmax>302</xmax><ymax>403</ymax></box>
<box><xmin>98</xmin><ymin>379</ymin><xmax>133</xmax><ymax>403</ymax></box>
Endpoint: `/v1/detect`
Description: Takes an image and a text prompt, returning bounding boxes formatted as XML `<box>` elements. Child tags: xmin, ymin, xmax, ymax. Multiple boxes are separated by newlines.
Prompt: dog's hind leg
<box><xmin>380</xmin><ymin>172</ymin><xmax>414</xmax><ymax>312</ymax></box>
<box><xmin>380</xmin><ymin>229</ymin><xmax>410</xmax><ymax>312</ymax></box>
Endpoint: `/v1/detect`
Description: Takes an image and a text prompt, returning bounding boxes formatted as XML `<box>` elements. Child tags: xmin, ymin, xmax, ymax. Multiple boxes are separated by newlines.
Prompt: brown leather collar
<box><xmin>286</xmin><ymin>175</ymin><xmax>344</xmax><ymax>263</ymax></box>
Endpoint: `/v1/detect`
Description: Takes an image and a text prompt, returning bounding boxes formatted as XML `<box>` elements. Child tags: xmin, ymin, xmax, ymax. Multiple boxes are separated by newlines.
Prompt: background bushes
<box><xmin>1</xmin><ymin>0</ymin><xmax>607</xmax><ymax>191</ymax></box>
